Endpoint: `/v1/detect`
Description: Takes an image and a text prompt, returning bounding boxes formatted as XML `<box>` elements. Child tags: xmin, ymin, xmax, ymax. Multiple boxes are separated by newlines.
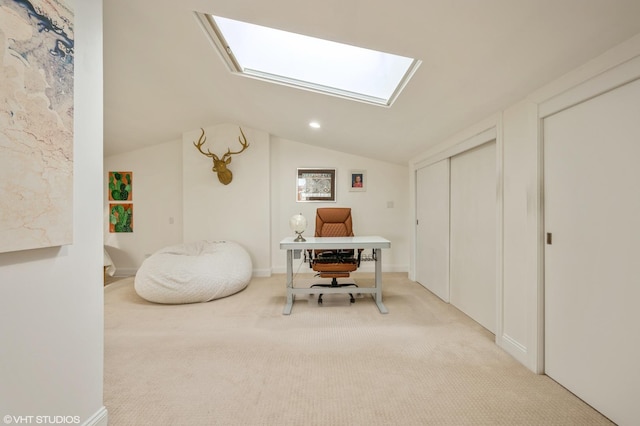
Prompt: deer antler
<box><xmin>221</xmin><ymin>127</ymin><xmax>250</xmax><ymax>162</ymax></box>
<box><xmin>192</xmin><ymin>127</ymin><xmax>250</xmax><ymax>185</ymax></box>
<box><xmin>193</xmin><ymin>128</ymin><xmax>219</xmax><ymax>160</ymax></box>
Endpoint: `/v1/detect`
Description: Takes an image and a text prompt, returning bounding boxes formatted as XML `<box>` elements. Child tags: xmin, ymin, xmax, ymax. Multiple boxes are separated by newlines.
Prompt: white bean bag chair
<box><xmin>134</xmin><ymin>240</ymin><xmax>252</xmax><ymax>304</ymax></box>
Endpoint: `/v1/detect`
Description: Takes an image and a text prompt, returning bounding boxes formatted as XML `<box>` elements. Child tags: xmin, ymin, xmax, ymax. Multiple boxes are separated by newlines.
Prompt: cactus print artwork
<box><xmin>108</xmin><ymin>172</ymin><xmax>133</xmax><ymax>201</ymax></box>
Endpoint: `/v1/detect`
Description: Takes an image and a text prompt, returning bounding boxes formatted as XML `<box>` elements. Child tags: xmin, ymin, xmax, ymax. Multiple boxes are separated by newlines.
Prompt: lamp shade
<box><xmin>289</xmin><ymin>213</ymin><xmax>307</xmax><ymax>233</ymax></box>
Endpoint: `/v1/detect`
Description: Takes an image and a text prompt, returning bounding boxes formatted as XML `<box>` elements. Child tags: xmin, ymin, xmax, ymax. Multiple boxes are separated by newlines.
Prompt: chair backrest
<box><xmin>315</xmin><ymin>208</ymin><xmax>354</xmax><ymax>237</ymax></box>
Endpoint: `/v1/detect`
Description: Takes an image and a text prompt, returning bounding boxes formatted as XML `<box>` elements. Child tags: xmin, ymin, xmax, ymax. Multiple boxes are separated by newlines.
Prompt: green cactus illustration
<box><xmin>110</xmin><ymin>204</ymin><xmax>133</xmax><ymax>233</ymax></box>
<box><xmin>109</xmin><ymin>172</ymin><xmax>132</xmax><ymax>201</ymax></box>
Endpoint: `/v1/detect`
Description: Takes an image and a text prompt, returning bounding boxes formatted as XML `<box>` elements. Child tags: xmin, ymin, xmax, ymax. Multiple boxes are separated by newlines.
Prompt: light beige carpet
<box><xmin>104</xmin><ymin>273</ymin><xmax>613</xmax><ymax>426</ymax></box>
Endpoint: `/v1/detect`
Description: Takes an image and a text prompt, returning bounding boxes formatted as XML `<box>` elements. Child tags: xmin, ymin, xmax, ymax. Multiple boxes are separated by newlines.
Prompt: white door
<box><xmin>415</xmin><ymin>159</ymin><xmax>450</xmax><ymax>301</ymax></box>
<box><xmin>544</xmin><ymin>78</ymin><xmax>640</xmax><ymax>425</ymax></box>
<box><xmin>449</xmin><ymin>141</ymin><xmax>496</xmax><ymax>333</ymax></box>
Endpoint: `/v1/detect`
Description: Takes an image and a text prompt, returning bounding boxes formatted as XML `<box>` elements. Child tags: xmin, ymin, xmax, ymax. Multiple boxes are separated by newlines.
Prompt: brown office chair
<box><xmin>308</xmin><ymin>207</ymin><xmax>362</xmax><ymax>304</ymax></box>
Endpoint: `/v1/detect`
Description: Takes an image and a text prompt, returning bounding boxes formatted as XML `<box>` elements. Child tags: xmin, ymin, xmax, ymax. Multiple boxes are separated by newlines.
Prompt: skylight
<box><xmin>195</xmin><ymin>13</ymin><xmax>421</xmax><ymax>106</ymax></box>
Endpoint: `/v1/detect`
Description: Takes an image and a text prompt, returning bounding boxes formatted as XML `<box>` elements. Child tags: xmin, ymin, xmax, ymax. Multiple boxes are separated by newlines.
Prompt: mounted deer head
<box><xmin>193</xmin><ymin>127</ymin><xmax>250</xmax><ymax>185</ymax></box>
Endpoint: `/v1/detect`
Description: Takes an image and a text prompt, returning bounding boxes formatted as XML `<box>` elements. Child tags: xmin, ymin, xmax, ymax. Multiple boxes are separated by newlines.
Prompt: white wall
<box><xmin>410</xmin><ymin>33</ymin><xmax>640</xmax><ymax>373</ymax></box>
<box><xmin>0</xmin><ymin>0</ymin><xmax>107</xmax><ymax>424</ymax></box>
<box><xmin>183</xmin><ymin>124</ymin><xmax>271</xmax><ymax>276</ymax></box>
<box><xmin>104</xmin><ymin>139</ymin><xmax>184</xmax><ymax>275</ymax></box>
<box><xmin>270</xmin><ymin>137</ymin><xmax>409</xmax><ymax>273</ymax></box>
<box><xmin>104</xmin><ymin>130</ymin><xmax>409</xmax><ymax>276</ymax></box>
<box><xmin>500</xmin><ymin>99</ymin><xmax>541</xmax><ymax>370</ymax></box>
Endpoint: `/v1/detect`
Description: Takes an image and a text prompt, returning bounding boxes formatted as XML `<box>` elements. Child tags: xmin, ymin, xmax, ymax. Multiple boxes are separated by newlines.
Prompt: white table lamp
<box><xmin>289</xmin><ymin>213</ymin><xmax>307</xmax><ymax>242</ymax></box>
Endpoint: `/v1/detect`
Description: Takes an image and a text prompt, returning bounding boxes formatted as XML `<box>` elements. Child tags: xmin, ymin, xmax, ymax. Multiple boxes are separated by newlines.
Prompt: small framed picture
<box><xmin>296</xmin><ymin>168</ymin><xmax>336</xmax><ymax>202</ymax></box>
<box><xmin>109</xmin><ymin>203</ymin><xmax>133</xmax><ymax>233</ymax></box>
<box><xmin>349</xmin><ymin>170</ymin><xmax>366</xmax><ymax>192</ymax></box>
<box><xmin>108</xmin><ymin>171</ymin><xmax>133</xmax><ymax>201</ymax></box>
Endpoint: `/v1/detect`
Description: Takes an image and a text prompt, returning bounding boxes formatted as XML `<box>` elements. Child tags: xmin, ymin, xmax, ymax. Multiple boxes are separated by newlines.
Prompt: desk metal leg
<box><xmin>282</xmin><ymin>246</ymin><xmax>387</xmax><ymax>315</ymax></box>
<box><xmin>374</xmin><ymin>248</ymin><xmax>388</xmax><ymax>314</ymax></box>
<box><xmin>283</xmin><ymin>249</ymin><xmax>294</xmax><ymax>315</ymax></box>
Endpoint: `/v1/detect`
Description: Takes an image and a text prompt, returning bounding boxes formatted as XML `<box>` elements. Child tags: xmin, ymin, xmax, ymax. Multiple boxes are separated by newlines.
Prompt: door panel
<box><xmin>544</xmin><ymin>78</ymin><xmax>640</xmax><ymax>425</ymax></box>
<box><xmin>450</xmin><ymin>141</ymin><xmax>496</xmax><ymax>333</ymax></box>
<box><xmin>415</xmin><ymin>160</ymin><xmax>450</xmax><ymax>301</ymax></box>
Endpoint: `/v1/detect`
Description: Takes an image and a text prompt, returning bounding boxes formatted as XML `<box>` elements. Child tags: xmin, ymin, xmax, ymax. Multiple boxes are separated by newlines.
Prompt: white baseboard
<box><xmin>114</xmin><ymin>266</ymin><xmax>408</xmax><ymax>278</ymax></box>
<box><xmin>270</xmin><ymin>264</ymin><xmax>408</xmax><ymax>274</ymax></box>
<box><xmin>113</xmin><ymin>267</ymin><xmax>137</xmax><ymax>277</ymax></box>
<box><xmin>81</xmin><ymin>407</ymin><xmax>107</xmax><ymax>426</ymax></box>
<box><xmin>252</xmin><ymin>268</ymin><xmax>271</xmax><ymax>277</ymax></box>
<box><xmin>497</xmin><ymin>333</ymin><xmax>536</xmax><ymax>372</ymax></box>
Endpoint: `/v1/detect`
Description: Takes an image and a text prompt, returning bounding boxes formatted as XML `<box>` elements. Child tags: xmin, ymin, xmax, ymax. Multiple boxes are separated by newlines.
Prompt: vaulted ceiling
<box><xmin>104</xmin><ymin>0</ymin><xmax>640</xmax><ymax>164</ymax></box>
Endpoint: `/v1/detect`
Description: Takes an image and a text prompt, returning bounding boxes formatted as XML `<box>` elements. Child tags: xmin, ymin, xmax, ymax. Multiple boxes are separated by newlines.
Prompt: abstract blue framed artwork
<box><xmin>0</xmin><ymin>0</ymin><xmax>74</xmax><ymax>253</ymax></box>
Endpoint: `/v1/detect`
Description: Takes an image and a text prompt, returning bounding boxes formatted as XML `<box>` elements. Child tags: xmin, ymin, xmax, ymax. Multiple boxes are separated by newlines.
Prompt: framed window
<box><xmin>196</xmin><ymin>14</ymin><xmax>421</xmax><ymax>107</ymax></box>
<box><xmin>296</xmin><ymin>168</ymin><xmax>336</xmax><ymax>202</ymax></box>
<box><xmin>349</xmin><ymin>170</ymin><xmax>366</xmax><ymax>192</ymax></box>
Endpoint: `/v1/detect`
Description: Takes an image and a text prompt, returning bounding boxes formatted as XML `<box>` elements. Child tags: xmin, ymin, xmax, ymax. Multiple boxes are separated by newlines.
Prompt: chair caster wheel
<box><xmin>318</xmin><ymin>295</ymin><xmax>323</xmax><ymax>304</ymax></box>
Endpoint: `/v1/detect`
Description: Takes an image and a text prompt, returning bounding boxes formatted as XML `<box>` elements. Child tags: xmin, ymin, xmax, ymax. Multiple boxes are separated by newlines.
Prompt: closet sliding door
<box><xmin>449</xmin><ymin>141</ymin><xmax>497</xmax><ymax>333</ymax></box>
<box><xmin>415</xmin><ymin>159</ymin><xmax>450</xmax><ymax>301</ymax></box>
<box><xmin>544</xmin><ymin>78</ymin><xmax>640</xmax><ymax>425</ymax></box>
<box><xmin>415</xmin><ymin>141</ymin><xmax>497</xmax><ymax>333</ymax></box>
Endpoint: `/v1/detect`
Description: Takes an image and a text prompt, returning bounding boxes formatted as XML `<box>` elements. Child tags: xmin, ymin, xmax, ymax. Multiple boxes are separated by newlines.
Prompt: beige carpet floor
<box><xmin>104</xmin><ymin>273</ymin><xmax>613</xmax><ymax>426</ymax></box>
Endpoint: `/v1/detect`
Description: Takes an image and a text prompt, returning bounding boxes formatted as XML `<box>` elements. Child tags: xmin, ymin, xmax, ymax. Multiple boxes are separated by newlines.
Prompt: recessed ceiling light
<box><xmin>309</xmin><ymin>121</ymin><xmax>321</xmax><ymax>129</ymax></box>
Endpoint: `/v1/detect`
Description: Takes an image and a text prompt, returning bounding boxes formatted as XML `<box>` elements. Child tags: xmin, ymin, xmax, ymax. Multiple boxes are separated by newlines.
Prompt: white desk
<box><xmin>279</xmin><ymin>236</ymin><xmax>391</xmax><ymax>315</ymax></box>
